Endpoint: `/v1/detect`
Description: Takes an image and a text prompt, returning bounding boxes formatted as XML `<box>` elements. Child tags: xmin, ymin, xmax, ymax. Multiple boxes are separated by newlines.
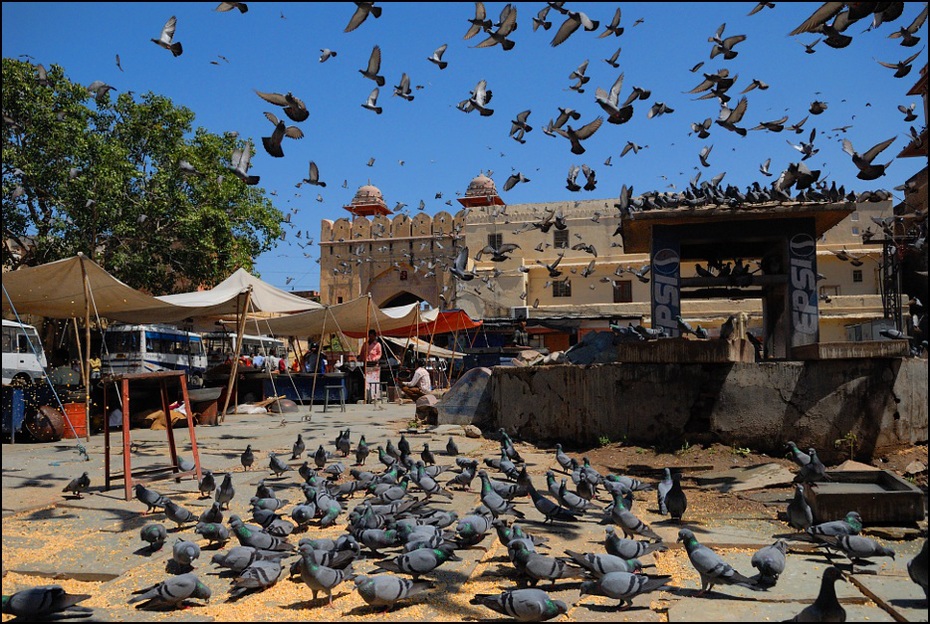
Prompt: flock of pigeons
<box><xmin>5</xmin><ymin>426</ymin><xmax>927</xmax><ymax>621</ymax></box>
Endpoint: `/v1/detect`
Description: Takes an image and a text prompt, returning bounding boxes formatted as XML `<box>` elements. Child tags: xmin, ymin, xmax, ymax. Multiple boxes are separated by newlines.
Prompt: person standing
<box><xmin>359</xmin><ymin>329</ymin><xmax>382</xmax><ymax>401</ymax></box>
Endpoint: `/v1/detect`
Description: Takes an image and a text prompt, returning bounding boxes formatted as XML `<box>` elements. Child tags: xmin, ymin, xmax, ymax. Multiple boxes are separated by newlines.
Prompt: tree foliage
<box><xmin>2</xmin><ymin>58</ymin><xmax>283</xmax><ymax>294</ymax></box>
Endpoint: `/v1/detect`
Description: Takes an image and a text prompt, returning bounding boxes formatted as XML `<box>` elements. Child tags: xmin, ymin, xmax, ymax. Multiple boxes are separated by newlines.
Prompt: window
<box><xmin>852</xmin><ymin>226</ymin><xmax>859</xmax><ymax>235</ymax></box>
<box><xmin>552</xmin><ymin>279</ymin><xmax>572</xmax><ymax>297</ymax></box>
<box><xmin>488</xmin><ymin>232</ymin><xmax>502</xmax><ymax>249</ymax></box>
<box><xmin>554</xmin><ymin>230</ymin><xmax>569</xmax><ymax>249</ymax></box>
<box><xmin>852</xmin><ymin>270</ymin><xmax>863</xmax><ymax>283</ymax></box>
<box><xmin>851</xmin><ymin>212</ymin><xmax>859</xmax><ymax>221</ymax></box>
<box><xmin>613</xmin><ymin>280</ymin><xmax>632</xmax><ymax>303</ymax></box>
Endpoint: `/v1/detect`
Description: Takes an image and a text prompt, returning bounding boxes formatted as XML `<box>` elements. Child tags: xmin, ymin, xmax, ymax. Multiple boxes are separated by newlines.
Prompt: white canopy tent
<box><xmin>257</xmin><ymin>295</ymin><xmax>420</xmax><ymax>338</ymax></box>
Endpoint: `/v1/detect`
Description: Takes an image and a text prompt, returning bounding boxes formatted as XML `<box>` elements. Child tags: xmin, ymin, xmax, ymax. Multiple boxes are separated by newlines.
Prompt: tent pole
<box><xmin>220</xmin><ymin>288</ymin><xmax>252</xmax><ymax>422</ymax></box>
<box><xmin>79</xmin><ymin>257</ymin><xmax>92</xmax><ymax>442</ymax></box>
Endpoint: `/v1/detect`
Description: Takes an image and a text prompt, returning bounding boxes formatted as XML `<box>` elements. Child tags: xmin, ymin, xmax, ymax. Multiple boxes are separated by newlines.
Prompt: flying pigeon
<box><xmin>344</xmin><ymin>2</ymin><xmax>381</xmax><ymax>33</ymax></box>
<box><xmin>254</xmin><ymin>90</ymin><xmax>308</xmax><ymax>123</ymax></box>
<box><xmin>261</xmin><ymin>112</ymin><xmax>304</xmax><ymax>158</ymax></box>
<box><xmin>842</xmin><ymin>136</ymin><xmax>896</xmax><ymax>181</ymax></box>
<box><xmin>876</xmin><ymin>47</ymin><xmax>925</xmax><ymax>78</ymax></box>
<box><xmin>464</xmin><ymin>1</ymin><xmax>492</xmax><ymax>39</ymax></box>
<box><xmin>551</xmin><ymin>9</ymin><xmax>599</xmax><ymax>47</ymax></box>
<box><xmin>2</xmin><ymin>586</ymin><xmax>92</xmax><ymax>620</ymax></box>
<box><xmin>533</xmin><ymin>5</ymin><xmax>552</xmax><ymax>31</ymax></box>
<box><xmin>889</xmin><ymin>5</ymin><xmax>927</xmax><ymax>47</ymax></box>
<box><xmin>359</xmin><ymin>45</ymin><xmax>385</xmax><ymax>86</ymax></box>
<box><xmin>319</xmin><ymin>48</ymin><xmax>337</xmax><ymax>62</ymax></box>
<box><xmin>599</xmin><ymin>7</ymin><xmax>624</xmax><ymax>38</ymax></box>
<box><xmin>216</xmin><ymin>2</ymin><xmax>248</xmax><ymax>13</ymax></box>
<box><xmin>228</xmin><ymin>145</ymin><xmax>259</xmax><ymax>186</ymax></box>
<box><xmin>427</xmin><ymin>43</ymin><xmax>448</xmax><ymax>69</ymax></box>
<box><xmin>361</xmin><ymin>87</ymin><xmax>382</xmax><ymax>114</ymax></box>
<box><xmin>474</xmin><ymin>3</ymin><xmax>517</xmax><ymax>50</ymax></box>
<box><xmin>151</xmin><ymin>16</ymin><xmax>183</xmax><ymax>57</ymax></box>
<box><xmin>552</xmin><ymin>116</ymin><xmax>603</xmax><ymax>155</ymax></box>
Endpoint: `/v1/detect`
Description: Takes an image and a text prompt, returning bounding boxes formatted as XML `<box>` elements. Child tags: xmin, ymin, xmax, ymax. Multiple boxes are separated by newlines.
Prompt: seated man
<box><xmin>398</xmin><ymin>358</ymin><xmax>432</xmax><ymax>401</ymax></box>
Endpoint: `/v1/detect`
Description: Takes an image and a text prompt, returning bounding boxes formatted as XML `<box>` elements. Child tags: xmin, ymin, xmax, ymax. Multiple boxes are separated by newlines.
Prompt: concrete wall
<box><xmin>490</xmin><ymin>358</ymin><xmax>928</xmax><ymax>463</ymax></box>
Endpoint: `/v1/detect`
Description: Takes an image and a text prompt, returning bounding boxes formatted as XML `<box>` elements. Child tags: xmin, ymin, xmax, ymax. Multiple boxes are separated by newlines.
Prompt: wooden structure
<box><xmin>101</xmin><ymin>370</ymin><xmax>201</xmax><ymax>501</ymax></box>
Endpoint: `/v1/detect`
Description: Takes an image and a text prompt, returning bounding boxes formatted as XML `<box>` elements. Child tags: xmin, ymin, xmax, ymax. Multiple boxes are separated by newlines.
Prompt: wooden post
<box><xmin>78</xmin><ymin>259</ymin><xmax>92</xmax><ymax>442</ymax></box>
<box><xmin>220</xmin><ymin>288</ymin><xmax>252</xmax><ymax>422</ymax></box>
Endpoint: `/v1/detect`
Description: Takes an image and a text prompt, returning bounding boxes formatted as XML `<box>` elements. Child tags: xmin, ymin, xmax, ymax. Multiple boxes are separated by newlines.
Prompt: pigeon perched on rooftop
<box><xmin>784</xmin><ymin>566</ymin><xmax>846</xmax><ymax>622</ymax></box>
<box><xmin>2</xmin><ymin>586</ymin><xmax>92</xmax><ymax>620</ymax></box>
<box><xmin>62</xmin><ymin>471</ymin><xmax>90</xmax><ymax>498</ymax></box>
<box><xmin>471</xmin><ymin>587</ymin><xmax>568</xmax><ymax>622</ymax></box>
<box><xmin>579</xmin><ymin>571</ymin><xmax>672</xmax><ymax>609</ymax></box>
<box><xmin>678</xmin><ymin>528</ymin><xmax>761</xmax><ymax>595</ymax></box>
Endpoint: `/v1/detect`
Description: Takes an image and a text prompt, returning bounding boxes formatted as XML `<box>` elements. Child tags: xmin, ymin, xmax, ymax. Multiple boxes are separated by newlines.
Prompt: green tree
<box><xmin>2</xmin><ymin>58</ymin><xmax>283</xmax><ymax>294</ymax></box>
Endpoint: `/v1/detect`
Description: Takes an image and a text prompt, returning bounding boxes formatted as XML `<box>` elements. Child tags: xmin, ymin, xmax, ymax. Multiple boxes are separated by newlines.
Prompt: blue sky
<box><xmin>3</xmin><ymin>2</ymin><xmax>927</xmax><ymax>294</ymax></box>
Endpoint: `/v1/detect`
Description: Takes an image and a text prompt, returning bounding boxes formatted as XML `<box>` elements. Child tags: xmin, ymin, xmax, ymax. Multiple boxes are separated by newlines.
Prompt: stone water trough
<box><xmin>804</xmin><ymin>470</ymin><xmax>925</xmax><ymax>525</ymax></box>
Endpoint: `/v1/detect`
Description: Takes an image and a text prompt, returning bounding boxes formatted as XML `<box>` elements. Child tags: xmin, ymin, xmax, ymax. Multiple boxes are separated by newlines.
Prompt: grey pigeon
<box><xmin>129</xmin><ymin>573</ymin><xmax>210</xmax><ymax>610</ymax></box>
<box><xmin>359</xmin><ymin>45</ymin><xmax>385</xmax><ymax>86</ymax></box>
<box><xmin>786</xmin><ymin>441</ymin><xmax>811</xmax><ymax>467</ymax></box>
<box><xmin>806</xmin><ymin>511</ymin><xmax>863</xmax><ymax>541</ymax></box>
<box><xmin>665</xmin><ymin>472</ymin><xmax>688</xmax><ymax>521</ymax></box>
<box><xmin>353</xmin><ymin>574</ymin><xmax>432</xmax><ymax>611</ymax></box>
<box><xmin>375</xmin><ymin>546</ymin><xmax>461</xmax><ymax>580</ymax></box>
<box><xmin>172</xmin><ymin>538</ymin><xmax>201</xmax><ymax>568</ymax></box>
<box><xmin>907</xmin><ymin>539</ymin><xmax>928</xmax><ymax>599</ymax></box>
<box><xmin>606</xmin><ymin>492</ymin><xmax>662</xmax><ymax>541</ymax></box>
<box><xmin>261</xmin><ymin>113</ymin><xmax>303</xmax><ymax>158</ymax></box>
<box><xmin>657</xmin><ymin>468</ymin><xmax>673</xmax><ymax>514</ymax></box>
<box><xmin>510</xmin><ymin>541</ymin><xmax>587</xmax><ymax>587</ymax></box>
<box><xmin>786</xmin><ymin>484</ymin><xmax>814</xmax><ymax>531</ymax></box>
<box><xmin>445</xmin><ymin>436</ymin><xmax>459</xmax><ymax>456</ymax></box>
<box><xmin>215</xmin><ymin>473</ymin><xmax>235</xmax><ymax>510</ymax></box>
<box><xmin>564</xmin><ymin>550</ymin><xmax>643</xmax><ymax>577</ymax></box>
<box><xmin>678</xmin><ymin>528</ymin><xmax>761</xmax><ymax>595</ymax></box>
<box><xmin>229</xmin><ymin>515</ymin><xmax>294</xmax><ymax>552</ymax></box>
<box><xmin>194</xmin><ymin>522</ymin><xmax>230</xmax><ymax>547</ymax></box>
<box><xmin>355</xmin><ymin>436</ymin><xmax>370</xmax><ymax>465</ymax></box>
<box><xmin>241</xmin><ymin>445</ymin><xmax>254</xmax><ymax>470</ymax></box>
<box><xmin>211</xmin><ymin>546</ymin><xmax>288</xmax><ymax>574</ymax></box>
<box><xmin>198</xmin><ymin>470</ymin><xmax>216</xmax><ymax>499</ymax></box>
<box><xmin>228</xmin><ymin>145</ymin><xmax>259</xmax><ymax>186</ymax></box>
<box><xmin>292</xmin><ymin>434</ymin><xmax>305</xmax><ymax>460</ymax></box>
<box><xmin>299</xmin><ymin>554</ymin><xmax>355</xmax><ymax>606</ymax></box>
<box><xmin>314</xmin><ymin>445</ymin><xmax>329</xmax><ymax>470</ymax></box>
<box><xmin>446</xmin><ymin>461</ymin><xmax>478</xmax><ymax>491</ymax></box>
<box><xmin>518</xmin><ymin>471</ymin><xmax>579</xmax><ymax>523</ymax></box>
<box><xmin>134</xmin><ymin>484</ymin><xmax>169</xmax><ymax>514</ymax></box>
<box><xmin>269</xmin><ymin>452</ymin><xmax>292</xmax><ymax>477</ymax></box>
<box><xmin>164</xmin><ymin>499</ymin><xmax>197</xmax><ymax>529</ymax></box>
<box><xmin>344</xmin><ymin>1</ymin><xmax>381</xmax><ymax>33</ymax></box>
<box><xmin>62</xmin><ymin>471</ymin><xmax>90</xmax><ymax>498</ymax></box>
<box><xmin>751</xmin><ymin>539</ymin><xmax>787</xmax><ymax>587</ymax></box>
<box><xmin>784</xmin><ymin>566</ymin><xmax>846</xmax><ymax>622</ymax></box>
<box><xmin>471</xmin><ymin>588</ymin><xmax>568</xmax><ymax>622</ymax></box>
<box><xmin>230</xmin><ymin>559</ymin><xmax>282</xmax><ymax>598</ymax></box>
<box><xmin>478</xmin><ymin>470</ymin><xmax>525</xmax><ymax>519</ymax></box>
<box><xmin>178</xmin><ymin>456</ymin><xmax>196</xmax><ymax>473</ymax></box>
<box><xmin>2</xmin><ymin>586</ymin><xmax>92</xmax><ymax>620</ymax></box>
<box><xmin>554</xmin><ymin>443</ymin><xmax>573</xmax><ymax>472</ymax></box>
<box><xmin>427</xmin><ymin>43</ymin><xmax>448</xmax><ymax>70</ymax></box>
<box><xmin>151</xmin><ymin>16</ymin><xmax>183</xmax><ymax>57</ymax></box>
<box><xmin>817</xmin><ymin>535</ymin><xmax>895</xmax><ymax>562</ymax></box>
<box><xmin>579</xmin><ymin>571</ymin><xmax>672</xmax><ymax>609</ymax></box>
<box><xmin>604</xmin><ymin>527</ymin><xmax>668</xmax><ymax>559</ymax></box>
<box><xmin>140</xmin><ymin>523</ymin><xmax>168</xmax><ymax>551</ymax></box>
<box><xmin>794</xmin><ymin>448</ymin><xmax>832</xmax><ymax>484</ymax></box>
<box><xmin>254</xmin><ymin>90</ymin><xmax>309</xmax><ymax>123</ymax></box>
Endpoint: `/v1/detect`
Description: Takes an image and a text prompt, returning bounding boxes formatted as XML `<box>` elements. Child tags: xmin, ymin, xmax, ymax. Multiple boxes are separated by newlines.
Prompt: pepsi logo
<box><xmin>653</xmin><ymin>248</ymin><xmax>680</xmax><ymax>276</ymax></box>
<box><xmin>789</xmin><ymin>233</ymin><xmax>816</xmax><ymax>258</ymax></box>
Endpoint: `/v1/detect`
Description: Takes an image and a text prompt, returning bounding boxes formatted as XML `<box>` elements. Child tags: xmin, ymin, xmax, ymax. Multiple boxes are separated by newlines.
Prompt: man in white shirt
<box><xmin>399</xmin><ymin>358</ymin><xmax>432</xmax><ymax>401</ymax></box>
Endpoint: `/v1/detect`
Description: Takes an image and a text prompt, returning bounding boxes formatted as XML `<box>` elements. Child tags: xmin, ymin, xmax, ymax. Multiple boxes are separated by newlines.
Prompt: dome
<box><xmin>465</xmin><ymin>174</ymin><xmax>497</xmax><ymax>196</ymax></box>
<box><xmin>353</xmin><ymin>184</ymin><xmax>383</xmax><ymax>202</ymax></box>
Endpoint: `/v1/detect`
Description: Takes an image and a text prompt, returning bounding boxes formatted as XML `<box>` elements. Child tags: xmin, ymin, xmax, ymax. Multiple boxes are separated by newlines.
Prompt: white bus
<box><xmin>2</xmin><ymin>319</ymin><xmax>48</xmax><ymax>386</ymax></box>
<box><xmin>101</xmin><ymin>324</ymin><xmax>207</xmax><ymax>378</ymax></box>
<box><xmin>202</xmin><ymin>331</ymin><xmax>287</xmax><ymax>370</ymax></box>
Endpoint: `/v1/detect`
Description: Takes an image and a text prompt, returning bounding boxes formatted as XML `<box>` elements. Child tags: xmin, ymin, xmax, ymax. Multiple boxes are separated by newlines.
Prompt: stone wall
<box><xmin>489</xmin><ymin>358</ymin><xmax>928</xmax><ymax>463</ymax></box>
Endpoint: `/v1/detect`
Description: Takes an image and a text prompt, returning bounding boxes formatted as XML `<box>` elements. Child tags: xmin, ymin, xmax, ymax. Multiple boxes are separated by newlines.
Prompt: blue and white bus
<box><xmin>202</xmin><ymin>331</ymin><xmax>286</xmax><ymax>370</ymax></box>
<box><xmin>101</xmin><ymin>324</ymin><xmax>207</xmax><ymax>378</ymax></box>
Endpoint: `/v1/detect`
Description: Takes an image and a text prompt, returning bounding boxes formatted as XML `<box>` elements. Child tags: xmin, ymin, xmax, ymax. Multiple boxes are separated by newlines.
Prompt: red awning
<box><xmin>344</xmin><ymin>309</ymin><xmax>482</xmax><ymax>338</ymax></box>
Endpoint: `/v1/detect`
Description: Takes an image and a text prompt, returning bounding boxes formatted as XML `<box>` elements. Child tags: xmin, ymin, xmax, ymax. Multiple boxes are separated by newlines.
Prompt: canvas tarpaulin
<box><xmin>382</xmin><ymin>336</ymin><xmax>465</xmax><ymax>359</ymax></box>
<box><xmin>257</xmin><ymin>295</ymin><xmax>420</xmax><ymax>337</ymax></box>
<box><xmin>370</xmin><ymin>308</ymin><xmax>483</xmax><ymax>338</ymax></box>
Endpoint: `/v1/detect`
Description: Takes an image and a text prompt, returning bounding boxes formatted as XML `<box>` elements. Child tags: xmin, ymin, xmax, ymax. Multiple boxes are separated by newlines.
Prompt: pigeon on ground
<box><xmin>374</xmin><ymin>546</ymin><xmax>461</xmax><ymax>580</ymax></box>
<box><xmin>446</xmin><ymin>460</ymin><xmax>477</xmax><ymax>491</ymax></box>
<box><xmin>229</xmin><ymin>515</ymin><xmax>294</xmax><ymax>552</ymax></box>
<box><xmin>657</xmin><ymin>468</ymin><xmax>673</xmax><ymax>515</ymax></box>
<box><xmin>230</xmin><ymin>559</ymin><xmax>283</xmax><ymax>598</ymax></box>
<box><xmin>665</xmin><ymin>472</ymin><xmax>688</xmax><ymax>521</ymax></box>
<box><xmin>794</xmin><ymin>448</ymin><xmax>832</xmax><ymax>484</ymax></box>
<box><xmin>241</xmin><ymin>445</ymin><xmax>254</xmax><ymax>470</ymax></box>
<box><xmin>816</xmin><ymin>535</ymin><xmax>896</xmax><ymax>563</ymax></box>
<box><xmin>554</xmin><ymin>444</ymin><xmax>573</xmax><ymax>472</ymax></box>
<box><xmin>355</xmin><ymin>436</ymin><xmax>370</xmax><ymax>465</ymax></box>
<box><xmin>269</xmin><ymin>452</ymin><xmax>292</xmax><ymax>477</ymax></box>
<box><xmin>62</xmin><ymin>471</ymin><xmax>90</xmax><ymax>498</ymax></box>
<box><xmin>806</xmin><ymin>512</ymin><xmax>862</xmax><ymax>541</ymax></box>
<box><xmin>354</xmin><ymin>574</ymin><xmax>432</xmax><ymax>612</ymax></box>
<box><xmin>471</xmin><ymin>588</ymin><xmax>568</xmax><ymax>622</ymax></box>
<box><xmin>211</xmin><ymin>546</ymin><xmax>289</xmax><ymax>574</ymax></box>
<box><xmin>292</xmin><ymin>434</ymin><xmax>305</xmax><ymax>460</ymax></box>
<box><xmin>198</xmin><ymin>470</ymin><xmax>216</xmax><ymax>499</ymax></box>
<box><xmin>786</xmin><ymin>484</ymin><xmax>814</xmax><ymax>531</ymax></box>
<box><xmin>518</xmin><ymin>471</ymin><xmax>580</xmax><ymax>523</ymax></box>
<box><xmin>786</xmin><ymin>441</ymin><xmax>811</xmax><ymax>467</ymax></box>
<box><xmin>164</xmin><ymin>500</ymin><xmax>197</xmax><ymax>529</ymax></box>
<box><xmin>194</xmin><ymin>522</ymin><xmax>230</xmax><ymax>547</ymax></box>
<box><xmin>510</xmin><ymin>541</ymin><xmax>586</xmax><ymax>587</ymax></box>
<box><xmin>478</xmin><ymin>470</ymin><xmax>526</xmax><ymax>519</ymax></box>
<box><xmin>141</xmin><ymin>523</ymin><xmax>168</xmax><ymax>551</ymax></box>
<box><xmin>784</xmin><ymin>566</ymin><xmax>846</xmax><ymax>622</ymax></box>
<box><xmin>604</xmin><ymin>527</ymin><xmax>668</xmax><ymax>559</ymax></box>
<box><xmin>907</xmin><ymin>539</ymin><xmax>928</xmax><ymax>599</ymax></box>
<box><xmin>172</xmin><ymin>538</ymin><xmax>201</xmax><ymax>570</ymax></box>
<box><xmin>445</xmin><ymin>436</ymin><xmax>459</xmax><ymax>456</ymax></box>
<box><xmin>134</xmin><ymin>484</ymin><xmax>169</xmax><ymax>515</ymax></box>
<box><xmin>178</xmin><ymin>456</ymin><xmax>196</xmax><ymax>473</ymax></box>
<box><xmin>678</xmin><ymin>528</ymin><xmax>761</xmax><ymax>595</ymax></box>
<box><xmin>751</xmin><ymin>539</ymin><xmax>788</xmax><ymax>587</ymax></box>
<box><xmin>579</xmin><ymin>571</ymin><xmax>672</xmax><ymax>609</ymax></box>
<box><xmin>606</xmin><ymin>492</ymin><xmax>662</xmax><ymax>541</ymax></box>
<box><xmin>564</xmin><ymin>550</ymin><xmax>643</xmax><ymax>577</ymax></box>
<box><xmin>2</xmin><ymin>586</ymin><xmax>92</xmax><ymax>620</ymax></box>
<box><xmin>151</xmin><ymin>16</ymin><xmax>183</xmax><ymax>57</ymax></box>
<box><xmin>129</xmin><ymin>573</ymin><xmax>210</xmax><ymax>610</ymax></box>
<box><xmin>216</xmin><ymin>473</ymin><xmax>235</xmax><ymax>510</ymax></box>
<box><xmin>298</xmin><ymin>554</ymin><xmax>355</xmax><ymax>606</ymax></box>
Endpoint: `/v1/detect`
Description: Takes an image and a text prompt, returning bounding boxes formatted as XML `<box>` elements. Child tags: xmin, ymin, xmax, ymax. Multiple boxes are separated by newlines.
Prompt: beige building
<box><xmin>319</xmin><ymin>175</ymin><xmax>895</xmax><ymax>354</ymax></box>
